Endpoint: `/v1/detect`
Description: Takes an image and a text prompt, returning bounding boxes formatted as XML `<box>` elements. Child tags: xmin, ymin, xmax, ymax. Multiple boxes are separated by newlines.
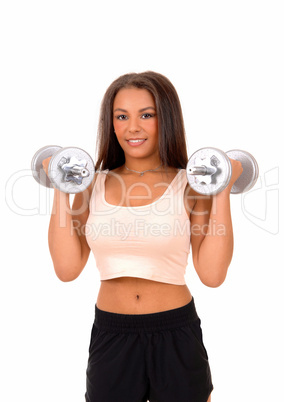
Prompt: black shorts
<box><xmin>85</xmin><ymin>298</ymin><xmax>213</xmax><ymax>402</ymax></box>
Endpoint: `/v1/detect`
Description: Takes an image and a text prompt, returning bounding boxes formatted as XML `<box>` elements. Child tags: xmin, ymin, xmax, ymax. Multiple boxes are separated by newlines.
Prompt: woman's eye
<box><xmin>141</xmin><ymin>113</ymin><xmax>155</xmax><ymax>119</ymax></box>
<box><xmin>116</xmin><ymin>114</ymin><xmax>128</xmax><ymax>120</ymax></box>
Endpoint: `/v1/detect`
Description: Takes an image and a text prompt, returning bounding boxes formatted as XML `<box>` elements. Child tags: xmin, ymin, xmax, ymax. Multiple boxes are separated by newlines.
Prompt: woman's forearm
<box><xmin>48</xmin><ymin>190</ymin><xmax>83</xmax><ymax>281</ymax></box>
<box><xmin>196</xmin><ymin>188</ymin><xmax>234</xmax><ymax>287</ymax></box>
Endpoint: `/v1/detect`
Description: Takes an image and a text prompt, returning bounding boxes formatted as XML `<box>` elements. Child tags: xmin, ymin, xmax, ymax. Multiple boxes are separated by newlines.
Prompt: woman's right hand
<box><xmin>42</xmin><ymin>156</ymin><xmax>52</xmax><ymax>177</ymax></box>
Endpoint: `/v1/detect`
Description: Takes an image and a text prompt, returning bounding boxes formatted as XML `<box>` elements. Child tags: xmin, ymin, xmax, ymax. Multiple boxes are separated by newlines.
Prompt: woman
<box><xmin>44</xmin><ymin>71</ymin><xmax>243</xmax><ymax>402</ymax></box>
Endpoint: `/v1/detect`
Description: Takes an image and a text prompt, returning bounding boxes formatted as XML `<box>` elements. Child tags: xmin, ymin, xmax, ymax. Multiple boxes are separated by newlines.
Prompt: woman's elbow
<box><xmin>197</xmin><ymin>266</ymin><xmax>228</xmax><ymax>288</ymax></box>
<box><xmin>201</xmin><ymin>274</ymin><xmax>226</xmax><ymax>288</ymax></box>
<box><xmin>54</xmin><ymin>264</ymin><xmax>83</xmax><ymax>282</ymax></box>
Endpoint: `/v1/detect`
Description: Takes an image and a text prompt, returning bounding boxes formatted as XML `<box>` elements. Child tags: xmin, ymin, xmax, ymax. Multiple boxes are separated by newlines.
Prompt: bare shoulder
<box><xmin>71</xmin><ymin>172</ymin><xmax>98</xmax><ymax>214</ymax></box>
<box><xmin>184</xmin><ymin>183</ymin><xmax>213</xmax><ymax>218</ymax></box>
<box><xmin>184</xmin><ymin>183</ymin><xmax>198</xmax><ymax>215</ymax></box>
<box><xmin>87</xmin><ymin>171</ymin><xmax>99</xmax><ymax>197</ymax></box>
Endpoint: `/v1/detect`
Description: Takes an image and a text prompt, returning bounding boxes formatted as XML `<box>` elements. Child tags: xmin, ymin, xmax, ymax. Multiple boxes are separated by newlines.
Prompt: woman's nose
<box><xmin>128</xmin><ymin>118</ymin><xmax>141</xmax><ymax>133</ymax></box>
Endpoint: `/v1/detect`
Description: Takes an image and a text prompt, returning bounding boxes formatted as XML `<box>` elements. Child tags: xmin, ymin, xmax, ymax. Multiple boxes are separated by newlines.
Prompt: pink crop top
<box><xmin>85</xmin><ymin>168</ymin><xmax>191</xmax><ymax>285</ymax></box>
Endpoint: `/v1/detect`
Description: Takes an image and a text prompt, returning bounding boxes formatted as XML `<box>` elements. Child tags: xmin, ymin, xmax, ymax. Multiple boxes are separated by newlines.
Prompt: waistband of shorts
<box><xmin>94</xmin><ymin>297</ymin><xmax>199</xmax><ymax>333</ymax></box>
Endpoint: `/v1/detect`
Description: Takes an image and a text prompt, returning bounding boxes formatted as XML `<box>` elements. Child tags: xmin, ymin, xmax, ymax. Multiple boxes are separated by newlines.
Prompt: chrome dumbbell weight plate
<box><xmin>48</xmin><ymin>147</ymin><xmax>95</xmax><ymax>193</ymax></box>
<box><xmin>186</xmin><ymin>147</ymin><xmax>232</xmax><ymax>195</ymax></box>
<box><xmin>226</xmin><ymin>150</ymin><xmax>259</xmax><ymax>194</ymax></box>
<box><xmin>31</xmin><ymin>145</ymin><xmax>62</xmax><ymax>188</ymax></box>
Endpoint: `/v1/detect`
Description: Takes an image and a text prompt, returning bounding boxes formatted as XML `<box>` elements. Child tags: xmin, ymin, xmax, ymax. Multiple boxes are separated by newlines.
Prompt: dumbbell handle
<box><xmin>66</xmin><ymin>166</ymin><xmax>89</xmax><ymax>178</ymax></box>
<box><xmin>42</xmin><ymin>161</ymin><xmax>88</xmax><ymax>178</ymax></box>
<box><xmin>187</xmin><ymin>165</ymin><xmax>217</xmax><ymax>176</ymax></box>
<box><xmin>57</xmin><ymin>156</ymin><xmax>90</xmax><ymax>181</ymax></box>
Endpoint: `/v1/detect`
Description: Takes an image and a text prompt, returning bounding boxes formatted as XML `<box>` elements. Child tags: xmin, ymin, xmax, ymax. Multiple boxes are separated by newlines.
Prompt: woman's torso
<box><xmin>92</xmin><ymin>166</ymin><xmax>195</xmax><ymax>314</ymax></box>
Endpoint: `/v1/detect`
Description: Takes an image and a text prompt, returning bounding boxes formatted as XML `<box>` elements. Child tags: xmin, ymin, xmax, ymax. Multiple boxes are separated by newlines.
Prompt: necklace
<box><xmin>124</xmin><ymin>163</ymin><xmax>162</xmax><ymax>176</ymax></box>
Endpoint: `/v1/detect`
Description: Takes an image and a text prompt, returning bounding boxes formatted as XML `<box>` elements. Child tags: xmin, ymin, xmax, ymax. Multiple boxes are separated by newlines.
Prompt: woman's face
<box><xmin>112</xmin><ymin>87</ymin><xmax>160</xmax><ymax>162</ymax></box>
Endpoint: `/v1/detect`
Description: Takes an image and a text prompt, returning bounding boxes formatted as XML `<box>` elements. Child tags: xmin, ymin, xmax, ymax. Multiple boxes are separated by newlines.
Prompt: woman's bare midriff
<box><xmin>96</xmin><ymin>277</ymin><xmax>192</xmax><ymax>314</ymax></box>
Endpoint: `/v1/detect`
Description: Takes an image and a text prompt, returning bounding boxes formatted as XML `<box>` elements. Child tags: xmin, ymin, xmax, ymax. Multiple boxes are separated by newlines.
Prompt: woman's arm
<box><xmin>189</xmin><ymin>159</ymin><xmax>243</xmax><ymax>287</ymax></box>
<box><xmin>43</xmin><ymin>156</ymin><xmax>96</xmax><ymax>281</ymax></box>
<box><xmin>48</xmin><ymin>187</ymin><xmax>93</xmax><ymax>282</ymax></box>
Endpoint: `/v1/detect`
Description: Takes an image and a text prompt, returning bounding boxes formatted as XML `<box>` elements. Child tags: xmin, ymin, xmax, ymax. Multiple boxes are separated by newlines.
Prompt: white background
<box><xmin>1</xmin><ymin>0</ymin><xmax>283</xmax><ymax>401</ymax></box>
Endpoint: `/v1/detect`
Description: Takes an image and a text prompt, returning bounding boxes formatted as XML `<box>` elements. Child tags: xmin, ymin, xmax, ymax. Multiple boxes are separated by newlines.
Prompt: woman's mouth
<box><xmin>126</xmin><ymin>139</ymin><xmax>147</xmax><ymax>147</ymax></box>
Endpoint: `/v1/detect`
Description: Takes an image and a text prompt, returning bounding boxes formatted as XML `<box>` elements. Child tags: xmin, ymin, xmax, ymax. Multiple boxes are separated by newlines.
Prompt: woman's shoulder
<box><xmin>87</xmin><ymin>167</ymin><xmax>115</xmax><ymax>193</ymax></box>
<box><xmin>86</xmin><ymin>170</ymin><xmax>101</xmax><ymax>196</ymax></box>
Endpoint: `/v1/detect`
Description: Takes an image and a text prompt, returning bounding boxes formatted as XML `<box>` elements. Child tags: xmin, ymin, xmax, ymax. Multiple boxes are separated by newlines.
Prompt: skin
<box><xmin>112</xmin><ymin>87</ymin><xmax>160</xmax><ymax>172</ymax></box>
<box><xmin>43</xmin><ymin>87</ymin><xmax>243</xmax><ymax>402</ymax></box>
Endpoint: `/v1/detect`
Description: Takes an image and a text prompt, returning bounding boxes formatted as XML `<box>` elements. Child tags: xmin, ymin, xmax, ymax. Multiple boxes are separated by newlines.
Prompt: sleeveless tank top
<box><xmin>85</xmin><ymin>168</ymin><xmax>191</xmax><ymax>285</ymax></box>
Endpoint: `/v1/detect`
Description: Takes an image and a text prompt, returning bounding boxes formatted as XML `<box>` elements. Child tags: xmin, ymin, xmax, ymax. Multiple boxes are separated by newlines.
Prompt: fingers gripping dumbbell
<box><xmin>186</xmin><ymin>147</ymin><xmax>259</xmax><ymax>195</ymax></box>
<box><xmin>31</xmin><ymin>145</ymin><xmax>95</xmax><ymax>194</ymax></box>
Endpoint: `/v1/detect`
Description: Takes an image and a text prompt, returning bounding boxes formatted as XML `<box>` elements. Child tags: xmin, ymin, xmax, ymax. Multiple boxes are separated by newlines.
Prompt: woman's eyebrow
<box><xmin>113</xmin><ymin>106</ymin><xmax>156</xmax><ymax>113</ymax></box>
<box><xmin>139</xmin><ymin>107</ymin><xmax>156</xmax><ymax>113</ymax></box>
<box><xmin>113</xmin><ymin>108</ymin><xmax>127</xmax><ymax>113</ymax></box>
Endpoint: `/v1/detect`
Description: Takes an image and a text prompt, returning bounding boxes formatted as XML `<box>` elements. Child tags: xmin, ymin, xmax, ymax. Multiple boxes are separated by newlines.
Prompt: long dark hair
<box><xmin>94</xmin><ymin>71</ymin><xmax>188</xmax><ymax>171</ymax></box>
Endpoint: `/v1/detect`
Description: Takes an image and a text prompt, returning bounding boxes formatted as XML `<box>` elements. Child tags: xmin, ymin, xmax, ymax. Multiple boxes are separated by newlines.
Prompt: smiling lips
<box><xmin>127</xmin><ymin>139</ymin><xmax>147</xmax><ymax>147</ymax></box>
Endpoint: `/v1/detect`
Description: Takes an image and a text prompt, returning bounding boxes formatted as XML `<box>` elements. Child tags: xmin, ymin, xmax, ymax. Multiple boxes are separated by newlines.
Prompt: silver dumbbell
<box><xmin>186</xmin><ymin>147</ymin><xmax>259</xmax><ymax>195</ymax></box>
<box><xmin>31</xmin><ymin>145</ymin><xmax>95</xmax><ymax>194</ymax></box>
